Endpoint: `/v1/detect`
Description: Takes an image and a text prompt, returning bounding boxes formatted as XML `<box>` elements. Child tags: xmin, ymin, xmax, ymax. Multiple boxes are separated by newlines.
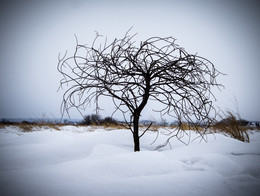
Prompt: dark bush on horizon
<box><xmin>81</xmin><ymin>114</ymin><xmax>118</xmax><ymax>126</ymax></box>
<box><xmin>103</xmin><ymin>116</ymin><xmax>119</xmax><ymax>126</ymax></box>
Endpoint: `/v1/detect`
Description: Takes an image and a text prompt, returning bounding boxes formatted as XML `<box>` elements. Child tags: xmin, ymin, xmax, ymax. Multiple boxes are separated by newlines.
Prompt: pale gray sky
<box><xmin>0</xmin><ymin>0</ymin><xmax>259</xmax><ymax>121</ymax></box>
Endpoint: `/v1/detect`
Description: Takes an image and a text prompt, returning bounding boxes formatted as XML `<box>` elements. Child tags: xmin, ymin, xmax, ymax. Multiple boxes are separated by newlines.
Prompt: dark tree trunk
<box><xmin>132</xmin><ymin>74</ymin><xmax>151</xmax><ymax>152</ymax></box>
<box><xmin>133</xmin><ymin>113</ymin><xmax>140</xmax><ymax>152</ymax></box>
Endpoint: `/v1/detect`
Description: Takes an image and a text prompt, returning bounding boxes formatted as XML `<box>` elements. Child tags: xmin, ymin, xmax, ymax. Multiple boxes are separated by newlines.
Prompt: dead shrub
<box><xmin>214</xmin><ymin>111</ymin><xmax>249</xmax><ymax>142</ymax></box>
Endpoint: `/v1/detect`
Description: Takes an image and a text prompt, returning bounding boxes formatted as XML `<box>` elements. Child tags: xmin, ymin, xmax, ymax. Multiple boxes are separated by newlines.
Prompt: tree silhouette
<box><xmin>58</xmin><ymin>30</ymin><xmax>222</xmax><ymax>151</ymax></box>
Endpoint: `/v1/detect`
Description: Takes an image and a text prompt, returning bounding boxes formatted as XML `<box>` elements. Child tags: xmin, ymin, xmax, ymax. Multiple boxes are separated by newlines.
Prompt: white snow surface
<box><xmin>0</xmin><ymin>126</ymin><xmax>260</xmax><ymax>196</ymax></box>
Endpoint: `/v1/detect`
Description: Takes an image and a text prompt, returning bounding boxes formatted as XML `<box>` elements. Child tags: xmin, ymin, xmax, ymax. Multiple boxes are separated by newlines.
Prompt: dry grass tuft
<box><xmin>169</xmin><ymin>123</ymin><xmax>204</xmax><ymax>132</ymax></box>
<box><xmin>213</xmin><ymin>111</ymin><xmax>250</xmax><ymax>142</ymax></box>
<box><xmin>0</xmin><ymin>121</ymin><xmax>62</xmax><ymax>132</ymax></box>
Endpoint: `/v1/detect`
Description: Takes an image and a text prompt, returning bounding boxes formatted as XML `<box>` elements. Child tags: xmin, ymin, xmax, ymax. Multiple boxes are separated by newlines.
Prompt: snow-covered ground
<box><xmin>0</xmin><ymin>126</ymin><xmax>259</xmax><ymax>196</ymax></box>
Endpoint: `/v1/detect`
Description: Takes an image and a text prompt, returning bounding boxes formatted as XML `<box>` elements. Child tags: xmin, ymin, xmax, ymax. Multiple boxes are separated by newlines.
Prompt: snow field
<box><xmin>0</xmin><ymin>126</ymin><xmax>260</xmax><ymax>196</ymax></box>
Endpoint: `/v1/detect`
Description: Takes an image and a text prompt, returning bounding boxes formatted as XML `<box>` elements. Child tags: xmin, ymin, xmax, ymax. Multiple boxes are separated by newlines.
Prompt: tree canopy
<box><xmin>58</xmin><ymin>30</ymin><xmax>223</xmax><ymax>151</ymax></box>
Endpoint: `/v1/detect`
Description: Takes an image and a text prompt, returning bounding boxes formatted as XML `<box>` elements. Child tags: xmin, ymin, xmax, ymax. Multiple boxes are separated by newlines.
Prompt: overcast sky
<box><xmin>0</xmin><ymin>0</ymin><xmax>259</xmax><ymax>121</ymax></box>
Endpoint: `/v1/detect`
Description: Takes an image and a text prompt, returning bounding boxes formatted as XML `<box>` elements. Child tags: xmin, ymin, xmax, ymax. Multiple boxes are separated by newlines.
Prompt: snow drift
<box><xmin>0</xmin><ymin>126</ymin><xmax>259</xmax><ymax>196</ymax></box>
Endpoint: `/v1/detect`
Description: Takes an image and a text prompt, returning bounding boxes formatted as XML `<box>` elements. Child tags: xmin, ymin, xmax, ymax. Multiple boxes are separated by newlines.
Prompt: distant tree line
<box><xmin>80</xmin><ymin>114</ymin><xmax>119</xmax><ymax>126</ymax></box>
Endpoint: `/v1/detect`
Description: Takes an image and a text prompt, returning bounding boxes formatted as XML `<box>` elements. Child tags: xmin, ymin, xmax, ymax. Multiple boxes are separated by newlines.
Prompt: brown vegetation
<box><xmin>0</xmin><ymin>121</ymin><xmax>62</xmax><ymax>132</ymax></box>
<box><xmin>1</xmin><ymin>112</ymin><xmax>257</xmax><ymax>145</ymax></box>
<box><xmin>213</xmin><ymin>111</ymin><xmax>250</xmax><ymax>142</ymax></box>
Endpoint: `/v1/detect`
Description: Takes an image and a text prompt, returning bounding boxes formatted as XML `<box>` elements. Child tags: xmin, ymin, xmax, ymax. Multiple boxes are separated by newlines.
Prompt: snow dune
<box><xmin>0</xmin><ymin>126</ymin><xmax>260</xmax><ymax>196</ymax></box>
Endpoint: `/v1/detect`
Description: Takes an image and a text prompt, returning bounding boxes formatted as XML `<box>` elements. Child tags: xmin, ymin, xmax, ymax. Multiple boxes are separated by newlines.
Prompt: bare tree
<box><xmin>58</xmin><ymin>29</ymin><xmax>223</xmax><ymax>151</ymax></box>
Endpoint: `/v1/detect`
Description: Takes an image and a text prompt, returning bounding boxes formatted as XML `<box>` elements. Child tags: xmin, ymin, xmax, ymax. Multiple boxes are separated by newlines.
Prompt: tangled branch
<box><xmin>58</xmin><ymin>30</ymin><xmax>223</xmax><ymax>150</ymax></box>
